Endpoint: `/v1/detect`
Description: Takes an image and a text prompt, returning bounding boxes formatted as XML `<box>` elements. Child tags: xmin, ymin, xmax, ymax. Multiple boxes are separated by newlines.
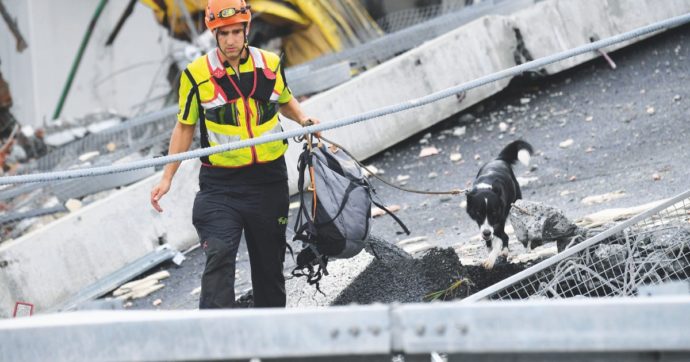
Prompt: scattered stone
<box><xmin>673</xmin><ymin>94</ymin><xmax>682</xmax><ymax>102</ymax></box>
<box><xmin>419</xmin><ymin>138</ymin><xmax>429</xmax><ymax>145</ymax></box>
<box><xmin>520</xmin><ymin>98</ymin><xmax>531</xmax><ymax>104</ymax></box>
<box><xmin>449</xmin><ymin>153</ymin><xmax>462</xmax><ymax>162</ymax></box>
<box><xmin>362</xmin><ymin>165</ymin><xmax>380</xmax><ymax>177</ymax></box>
<box><xmin>498</xmin><ymin>122</ymin><xmax>509</xmax><ymax>132</ymax></box>
<box><xmin>585</xmin><ymin>147</ymin><xmax>594</xmax><ymax>153</ymax></box>
<box><xmin>460</xmin><ymin>200</ymin><xmax>467</xmax><ymax>209</ymax></box>
<box><xmin>396</xmin><ymin>175</ymin><xmax>410</xmax><ymax>183</ymax></box>
<box><xmin>124</xmin><ymin>302</ymin><xmax>133</xmax><ymax>308</ymax></box>
<box><xmin>78</xmin><ymin>151</ymin><xmax>100</xmax><ymax>162</ymax></box>
<box><xmin>65</xmin><ymin>199</ymin><xmax>83</xmax><ymax>212</ymax></box>
<box><xmin>509</xmin><ymin>200</ymin><xmax>582</xmax><ymax>251</ymax></box>
<box><xmin>453</xmin><ymin>126</ymin><xmax>466</xmax><ymax>137</ymax></box>
<box><xmin>106</xmin><ymin>142</ymin><xmax>117</xmax><ymax>152</ymax></box>
<box><xmin>428</xmin><ymin>172</ymin><xmax>438</xmax><ymax>179</ymax></box>
<box><xmin>474</xmin><ymin>154</ymin><xmax>481</xmax><ymax>161</ymax></box>
<box><xmin>398</xmin><ymin>236</ymin><xmax>428</xmax><ymax>246</ymax></box>
<box><xmin>516</xmin><ymin>176</ymin><xmax>539</xmax><ymax>187</ymax></box>
<box><xmin>419</xmin><ymin>146</ymin><xmax>440</xmax><ymax>158</ymax></box>
<box><xmin>560</xmin><ymin>190</ymin><xmax>572</xmax><ymax>197</ymax></box>
<box><xmin>559</xmin><ymin>139</ymin><xmax>574</xmax><ymax>148</ymax></box>
<box><xmin>569</xmin><ymin>175</ymin><xmax>577</xmax><ymax>182</ymax></box>
<box><xmin>190</xmin><ymin>287</ymin><xmax>202</xmax><ymax>295</ymax></box>
<box><xmin>113</xmin><ymin>271</ymin><xmax>170</xmax><ymax>300</ymax></box>
<box><xmin>585</xmin><ymin>116</ymin><xmax>593</xmax><ymax>122</ymax></box>
<box><xmin>153</xmin><ymin>299</ymin><xmax>162</xmax><ymax>306</ymax></box>
<box><xmin>372</xmin><ymin>204</ymin><xmax>401</xmax><ymax>218</ymax></box>
<box><xmin>646</xmin><ymin>106</ymin><xmax>656</xmax><ymax>115</ymax></box>
<box><xmin>653</xmin><ymin>173</ymin><xmax>662</xmax><ymax>181</ymax></box>
<box><xmin>581</xmin><ymin>190</ymin><xmax>626</xmax><ymax>205</ymax></box>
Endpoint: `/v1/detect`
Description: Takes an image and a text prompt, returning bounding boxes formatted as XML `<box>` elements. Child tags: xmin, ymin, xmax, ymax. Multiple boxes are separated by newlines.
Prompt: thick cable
<box><xmin>1</xmin><ymin>12</ymin><xmax>689</xmax><ymax>186</ymax></box>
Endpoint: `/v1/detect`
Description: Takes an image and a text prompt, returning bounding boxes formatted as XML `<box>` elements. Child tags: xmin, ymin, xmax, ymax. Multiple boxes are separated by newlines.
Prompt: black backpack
<box><xmin>292</xmin><ymin>142</ymin><xmax>409</xmax><ymax>288</ymax></box>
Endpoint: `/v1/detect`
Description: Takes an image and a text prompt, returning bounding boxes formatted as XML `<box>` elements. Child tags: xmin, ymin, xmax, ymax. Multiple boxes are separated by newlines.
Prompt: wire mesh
<box><xmin>467</xmin><ymin>192</ymin><xmax>690</xmax><ymax>301</ymax></box>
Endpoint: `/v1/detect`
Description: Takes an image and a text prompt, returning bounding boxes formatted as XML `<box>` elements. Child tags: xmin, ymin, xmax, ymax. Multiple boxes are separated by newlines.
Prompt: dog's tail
<box><xmin>497</xmin><ymin>140</ymin><xmax>533</xmax><ymax>166</ymax></box>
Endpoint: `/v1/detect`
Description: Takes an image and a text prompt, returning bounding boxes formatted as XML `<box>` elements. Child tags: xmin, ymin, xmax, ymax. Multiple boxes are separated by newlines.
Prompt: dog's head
<box><xmin>465</xmin><ymin>185</ymin><xmax>505</xmax><ymax>241</ymax></box>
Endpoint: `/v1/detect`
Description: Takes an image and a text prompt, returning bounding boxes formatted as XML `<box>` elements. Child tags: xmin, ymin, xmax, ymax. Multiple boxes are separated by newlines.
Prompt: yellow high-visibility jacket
<box><xmin>178</xmin><ymin>47</ymin><xmax>291</xmax><ymax>167</ymax></box>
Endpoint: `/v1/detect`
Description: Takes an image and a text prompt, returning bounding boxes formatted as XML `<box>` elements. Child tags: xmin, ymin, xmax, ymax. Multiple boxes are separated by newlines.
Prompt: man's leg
<box><xmin>192</xmin><ymin>186</ymin><xmax>243</xmax><ymax>309</ymax></box>
<box><xmin>243</xmin><ymin>181</ymin><xmax>289</xmax><ymax>308</ymax></box>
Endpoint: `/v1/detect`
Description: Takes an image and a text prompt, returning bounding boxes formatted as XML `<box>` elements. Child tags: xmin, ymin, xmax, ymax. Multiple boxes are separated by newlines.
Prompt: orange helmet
<box><xmin>205</xmin><ymin>0</ymin><xmax>252</xmax><ymax>32</ymax></box>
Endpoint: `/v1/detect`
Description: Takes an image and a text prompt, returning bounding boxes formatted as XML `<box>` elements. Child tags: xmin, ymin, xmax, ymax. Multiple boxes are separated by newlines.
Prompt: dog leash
<box><xmin>296</xmin><ymin>122</ymin><xmax>466</xmax><ymax>196</ymax></box>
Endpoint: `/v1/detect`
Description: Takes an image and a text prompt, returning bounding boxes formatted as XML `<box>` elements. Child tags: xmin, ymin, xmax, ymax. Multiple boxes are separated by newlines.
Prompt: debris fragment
<box><xmin>419</xmin><ymin>146</ymin><xmax>440</xmax><ymax>158</ymax></box>
<box><xmin>673</xmin><ymin>94</ymin><xmax>682</xmax><ymax>102</ymax></box>
<box><xmin>105</xmin><ymin>142</ymin><xmax>117</xmax><ymax>152</ymax></box>
<box><xmin>152</xmin><ymin>299</ymin><xmax>162</xmax><ymax>306</ymax></box>
<box><xmin>113</xmin><ymin>270</ymin><xmax>170</xmax><ymax>300</ymax></box>
<box><xmin>396</xmin><ymin>175</ymin><xmax>410</xmax><ymax>183</ymax></box>
<box><xmin>569</xmin><ymin>175</ymin><xmax>577</xmax><ymax>182</ymax></box>
<box><xmin>652</xmin><ymin>173</ymin><xmax>662</xmax><ymax>181</ymax></box>
<box><xmin>498</xmin><ymin>122</ymin><xmax>508</xmax><ymax>132</ymax></box>
<box><xmin>585</xmin><ymin>116</ymin><xmax>593</xmax><ymax>122</ymax></box>
<box><xmin>581</xmin><ymin>190</ymin><xmax>626</xmax><ymax>205</ymax></box>
<box><xmin>428</xmin><ymin>172</ymin><xmax>438</xmax><ymax>179</ymax></box>
<box><xmin>559</xmin><ymin>139</ymin><xmax>574</xmax><ymax>148</ymax></box>
<box><xmin>516</xmin><ymin>176</ymin><xmax>539</xmax><ymax>187</ymax></box>
<box><xmin>474</xmin><ymin>154</ymin><xmax>481</xmax><ymax>161</ymax></box>
<box><xmin>372</xmin><ymin>204</ymin><xmax>401</xmax><ymax>218</ymax></box>
<box><xmin>646</xmin><ymin>106</ymin><xmax>655</xmax><ymax>115</ymax></box>
<box><xmin>190</xmin><ymin>287</ymin><xmax>201</xmax><ymax>295</ymax></box>
<box><xmin>398</xmin><ymin>236</ymin><xmax>428</xmax><ymax>246</ymax></box>
<box><xmin>509</xmin><ymin>200</ymin><xmax>583</xmax><ymax>251</ymax></box>
<box><xmin>453</xmin><ymin>126</ymin><xmax>466</xmax><ymax>137</ymax></box>
<box><xmin>65</xmin><ymin>199</ymin><xmax>82</xmax><ymax>212</ymax></box>
<box><xmin>78</xmin><ymin>151</ymin><xmax>100</xmax><ymax>162</ymax></box>
<box><xmin>362</xmin><ymin>165</ymin><xmax>380</xmax><ymax>177</ymax></box>
<box><xmin>520</xmin><ymin>98</ymin><xmax>531</xmax><ymax>104</ymax></box>
<box><xmin>449</xmin><ymin>153</ymin><xmax>462</xmax><ymax>162</ymax></box>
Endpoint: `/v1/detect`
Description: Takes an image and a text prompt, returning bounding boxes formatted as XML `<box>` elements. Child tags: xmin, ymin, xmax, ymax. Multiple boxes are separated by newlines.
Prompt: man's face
<box><xmin>216</xmin><ymin>23</ymin><xmax>246</xmax><ymax>60</ymax></box>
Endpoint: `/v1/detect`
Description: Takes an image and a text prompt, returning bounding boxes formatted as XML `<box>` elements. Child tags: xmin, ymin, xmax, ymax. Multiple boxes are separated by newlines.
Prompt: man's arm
<box><xmin>150</xmin><ymin>121</ymin><xmax>195</xmax><ymax>212</ymax></box>
<box><xmin>279</xmin><ymin>97</ymin><xmax>320</xmax><ymax>135</ymax></box>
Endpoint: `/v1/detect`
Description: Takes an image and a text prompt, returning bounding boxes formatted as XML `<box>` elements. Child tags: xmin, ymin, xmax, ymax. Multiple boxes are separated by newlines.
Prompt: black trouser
<box><xmin>192</xmin><ymin>180</ymin><xmax>289</xmax><ymax>308</ymax></box>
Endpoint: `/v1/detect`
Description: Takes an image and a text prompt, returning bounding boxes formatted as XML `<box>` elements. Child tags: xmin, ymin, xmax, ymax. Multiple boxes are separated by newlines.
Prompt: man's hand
<box><xmin>302</xmin><ymin>118</ymin><xmax>322</xmax><ymax>138</ymax></box>
<box><xmin>150</xmin><ymin>179</ymin><xmax>172</xmax><ymax>213</ymax></box>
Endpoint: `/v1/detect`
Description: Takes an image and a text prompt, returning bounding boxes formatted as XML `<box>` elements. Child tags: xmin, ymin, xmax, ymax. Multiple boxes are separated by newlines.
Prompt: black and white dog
<box><xmin>466</xmin><ymin>140</ymin><xmax>533</xmax><ymax>269</ymax></box>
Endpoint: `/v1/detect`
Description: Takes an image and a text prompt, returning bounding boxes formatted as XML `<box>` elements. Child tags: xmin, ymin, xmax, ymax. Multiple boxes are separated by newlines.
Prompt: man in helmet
<box><xmin>150</xmin><ymin>0</ymin><xmax>320</xmax><ymax>309</ymax></box>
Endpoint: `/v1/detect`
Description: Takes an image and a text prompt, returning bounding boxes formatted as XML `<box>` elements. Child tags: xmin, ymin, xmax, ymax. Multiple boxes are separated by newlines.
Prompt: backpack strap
<box><xmin>371</xmin><ymin>197</ymin><xmax>410</xmax><ymax>235</ymax></box>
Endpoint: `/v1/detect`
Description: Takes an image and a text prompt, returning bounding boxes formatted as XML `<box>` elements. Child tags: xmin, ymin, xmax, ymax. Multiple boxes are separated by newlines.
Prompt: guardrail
<box><xmin>1</xmin><ymin>296</ymin><xmax>688</xmax><ymax>361</ymax></box>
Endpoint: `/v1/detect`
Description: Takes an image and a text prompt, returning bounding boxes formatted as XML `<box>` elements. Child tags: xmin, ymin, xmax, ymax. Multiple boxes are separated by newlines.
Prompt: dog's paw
<box><xmin>500</xmin><ymin>247</ymin><xmax>509</xmax><ymax>257</ymax></box>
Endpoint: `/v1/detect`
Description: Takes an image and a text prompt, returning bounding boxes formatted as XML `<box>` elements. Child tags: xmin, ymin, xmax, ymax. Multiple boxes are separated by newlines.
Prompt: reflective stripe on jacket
<box><xmin>178</xmin><ymin>47</ymin><xmax>291</xmax><ymax>167</ymax></box>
